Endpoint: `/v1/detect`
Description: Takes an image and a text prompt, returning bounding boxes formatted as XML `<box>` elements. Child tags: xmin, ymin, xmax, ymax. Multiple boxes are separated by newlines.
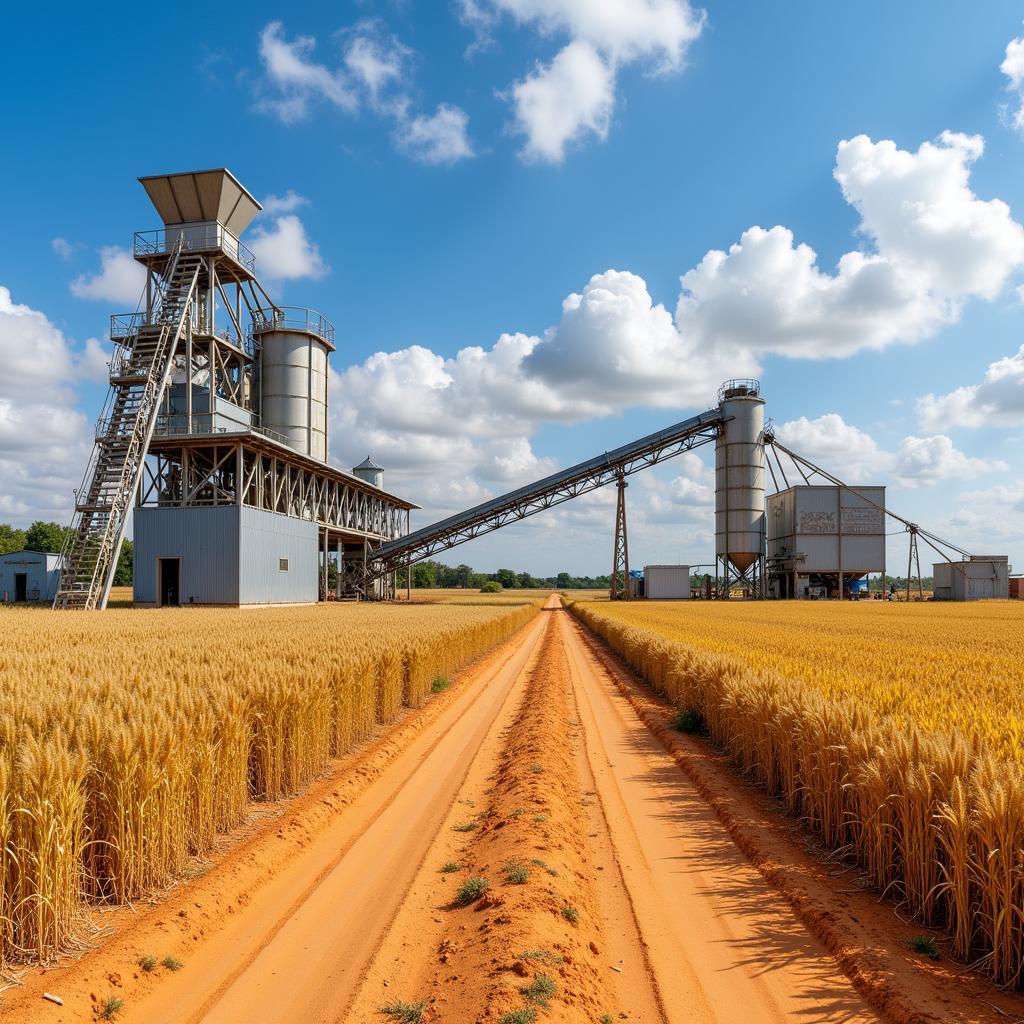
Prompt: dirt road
<box><xmin>5</xmin><ymin>598</ymin><xmax>914</xmax><ymax>1021</ymax></box>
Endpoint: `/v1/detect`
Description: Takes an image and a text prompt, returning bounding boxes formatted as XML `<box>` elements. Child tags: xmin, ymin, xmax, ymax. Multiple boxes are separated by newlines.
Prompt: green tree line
<box><xmin>409</xmin><ymin>560</ymin><xmax>610</xmax><ymax>590</ymax></box>
<box><xmin>0</xmin><ymin>521</ymin><xmax>133</xmax><ymax>586</ymax></box>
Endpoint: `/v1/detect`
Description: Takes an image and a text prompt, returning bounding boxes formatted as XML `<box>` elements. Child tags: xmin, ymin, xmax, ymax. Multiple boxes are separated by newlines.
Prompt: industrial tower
<box><xmin>55</xmin><ymin>170</ymin><xmax>416</xmax><ymax>609</ymax></box>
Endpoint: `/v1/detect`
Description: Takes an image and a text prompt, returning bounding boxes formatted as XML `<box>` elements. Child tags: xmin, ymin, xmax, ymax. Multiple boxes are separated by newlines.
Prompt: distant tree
<box><xmin>412</xmin><ymin>561</ymin><xmax>438</xmax><ymax>588</ymax></box>
<box><xmin>480</xmin><ymin>580</ymin><xmax>502</xmax><ymax>593</ymax></box>
<box><xmin>516</xmin><ymin>571</ymin><xmax>537</xmax><ymax>589</ymax></box>
<box><xmin>453</xmin><ymin>564</ymin><xmax>474</xmax><ymax>588</ymax></box>
<box><xmin>0</xmin><ymin>524</ymin><xmax>27</xmax><ymax>555</ymax></box>
<box><xmin>556</xmin><ymin>571</ymin><xmax>572</xmax><ymax>588</ymax></box>
<box><xmin>113</xmin><ymin>540</ymin><xmax>134</xmax><ymax>586</ymax></box>
<box><xmin>495</xmin><ymin>568</ymin><xmax>517</xmax><ymax>590</ymax></box>
<box><xmin>24</xmin><ymin>520</ymin><xmax>70</xmax><ymax>554</ymax></box>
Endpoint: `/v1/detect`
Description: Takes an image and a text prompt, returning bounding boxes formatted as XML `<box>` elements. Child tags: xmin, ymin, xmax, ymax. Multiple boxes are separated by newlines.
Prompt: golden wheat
<box><xmin>570</xmin><ymin>599</ymin><xmax>1024</xmax><ymax>986</ymax></box>
<box><xmin>0</xmin><ymin>599</ymin><xmax>539</xmax><ymax>965</ymax></box>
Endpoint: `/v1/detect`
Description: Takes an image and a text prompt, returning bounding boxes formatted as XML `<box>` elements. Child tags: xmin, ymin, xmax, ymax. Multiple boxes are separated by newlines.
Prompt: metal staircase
<box><xmin>54</xmin><ymin>243</ymin><xmax>203</xmax><ymax>609</ymax></box>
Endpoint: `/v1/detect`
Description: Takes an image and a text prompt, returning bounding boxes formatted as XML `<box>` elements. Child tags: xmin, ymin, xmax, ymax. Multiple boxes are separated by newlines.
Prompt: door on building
<box><xmin>158</xmin><ymin>558</ymin><xmax>180</xmax><ymax>607</ymax></box>
<box><xmin>14</xmin><ymin>574</ymin><xmax>27</xmax><ymax>602</ymax></box>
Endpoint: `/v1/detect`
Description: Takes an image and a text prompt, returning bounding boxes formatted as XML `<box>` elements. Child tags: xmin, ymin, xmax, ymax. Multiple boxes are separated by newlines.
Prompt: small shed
<box><xmin>933</xmin><ymin>556</ymin><xmax>1009</xmax><ymax>601</ymax></box>
<box><xmin>0</xmin><ymin>551</ymin><xmax>61</xmax><ymax>602</ymax></box>
<box><xmin>1011</xmin><ymin>577</ymin><xmax>1023</xmax><ymax>600</ymax></box>
<box><xmin>644</xmin><ymin>565</ymin><xmax>691</xmax><ymax>600</ymax></box>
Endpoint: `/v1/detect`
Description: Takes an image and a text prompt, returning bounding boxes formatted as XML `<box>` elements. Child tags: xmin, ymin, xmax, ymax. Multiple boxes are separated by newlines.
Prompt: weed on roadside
<box><xmin>439</xmin><ymin>861</ymin><xmax>462</xmax><ymax>873</ymax></box>
<box><xmin>499</xmin><ymin>1010</ymin><xmax>536</xmax><ymax>1024</ymax></box>
<box><xmin>518</xmin><ymin>948</ymin><xmax>564</xmax><ymax>966</ymax></box>
<box><xmin>431</xmin><ymin>675</ymin><xmax>452</xmax><ymax>693</ymax></box>
<box><xmin>453</xmin><ymin>820</ymin><xmax>479</xmax><ymax>832</ymax></box>
<box><xmin>138</xmin><ymin>954</ymin><xmax>157</xmax><ymax>972</ymax></box>
<box><xmin>379</xmin><ymin>1000</ymin><xmax>428</xmax><ymax>1023</ymax></box>
<box><xmin>162</xmin><ymin>956</ymin><xmax>183</xmax><ymax>971</ymax></box>
<box><xmin>99</xmin><ymin>996</ymin><xmax>124</xmax><ymax>1020</ymax></box>
<box><xmin>455</xmin><ymin>877</ymin><xmax>490</xmax><ymax>906</ymax></box>
<box><xmin>532</xmin><ymin>814</ymin><xmax>547</xmax><ymax>823</ymax></box>
<box><xmin>600</xmin><ymin>1016</ymin><xmax>614</xmax><ymax>1024</ymax></box>
<box><xmin>521</xmin><ymin>973</ymin><xmax>557</xmax><ymax>1006</ymax></box>
<box><xmin>907</xmin><ymin>935</ymin><xmax>940</xmax><ymax>960</ymax></box>
<box><xmin>529</xmin><ymin>763</ymin><xmax>545</xmax><ymax>774</ymax></box>
<box><xmin>530</xmin><ymin>857</ymin><xmax>558</xmax><ymax>876</ymax></box>
<box><xmin>504</xmin><ymin>860</ymin><xmax>529</xmax><ymax>885</ymax></box>
<box><xmin>561</xmin><ymin>905</ymin><xmax>579</xmax><ymax>924</ymax></box>
<box><xmin>672</xmin><ymin>707</ymin><xmax>705</xmax><ymax>734</ymax></box>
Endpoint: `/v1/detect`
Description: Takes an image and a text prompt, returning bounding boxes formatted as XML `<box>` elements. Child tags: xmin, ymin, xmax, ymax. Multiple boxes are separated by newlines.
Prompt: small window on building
<box><xmin>279</xmin><ymin>558</ymin><xmax>289</xmax><ymax>572</ymax></box>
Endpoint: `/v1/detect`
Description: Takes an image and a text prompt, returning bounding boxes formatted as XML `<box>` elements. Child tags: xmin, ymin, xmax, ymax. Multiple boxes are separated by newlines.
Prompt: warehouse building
<box><xmin>933</xmin><ymin>557</ymin><xmax>1009</xmax><ymax>601</ymax></box>
<box><xmin>766</xmin><ymin>485</ymin><xmax>885</xmax><ymax>599</ymax></box>
<box><xmin>0</xmin><ymin>551</ymin><xmax>61</xmax><ymax>603</ymax></box>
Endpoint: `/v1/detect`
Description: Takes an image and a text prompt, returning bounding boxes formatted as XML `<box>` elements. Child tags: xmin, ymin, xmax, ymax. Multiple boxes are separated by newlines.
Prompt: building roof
<box><xmin>0</xmin><ymin>550</ymin><xmax>60</xmax><ymax>560</ymax></box>
<box><xmin>138</xmin><ymin>169</ymin><xmax>262</xmax><ymax>237</ymax></box>
<box><xmin>354</xmin><ymin>456</ymin><xmax>384</xmax><ymax>471</ymax></box>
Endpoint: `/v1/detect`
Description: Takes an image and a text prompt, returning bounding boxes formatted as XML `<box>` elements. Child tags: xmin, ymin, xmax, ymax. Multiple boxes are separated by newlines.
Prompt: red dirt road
<box><xmin>6</xmin><ymin>596</ymin><xmax>1012</xmax><ymax>1022</ymax></box>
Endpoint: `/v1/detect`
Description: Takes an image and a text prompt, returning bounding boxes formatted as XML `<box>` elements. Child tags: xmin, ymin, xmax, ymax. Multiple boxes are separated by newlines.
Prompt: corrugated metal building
<box><xmin>767</xmin><ymin>485</ymin><xmax>885</xmax><ymax>599</ymax></box>
<box><xmin>933</xmin><ymin>556</ymin><xmax>1009</xmax><ymax>601</ymax></box>
<box><xmin>134</xmin><ymin>507</ymin><xmax>318</xmax><ymax>606</ymax></box>
<box><xmin>0</xmin><ymin>551</ymin><xmax>61</xmax><ymax>602</ymax></box>
<box><xmin>644</xmin><ymin>565</ymin><xmax>691</xmax><ymax>600</ymax></box>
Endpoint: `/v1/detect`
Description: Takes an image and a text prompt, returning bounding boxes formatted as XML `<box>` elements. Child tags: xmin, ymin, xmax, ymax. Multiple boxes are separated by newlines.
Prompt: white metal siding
<box><xmin>134</xmin><ymin>507</ymin><xmax>241</xmax><ymax>605</ymax></box>
<box><xmin>238</xmin><ymin>507</ymin><xmax>318</xmax><ymax>604</ymax></box>
<box><xmin>645</xmin><ymin>565</ymin><xmax>691</xmax><ymax>600</ymax></box>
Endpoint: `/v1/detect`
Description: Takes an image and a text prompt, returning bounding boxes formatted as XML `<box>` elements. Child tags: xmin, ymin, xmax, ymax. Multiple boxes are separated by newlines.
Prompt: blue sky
<box><xmin>2</xmin><ymin>1</ymin><xmax>1023</xmax><ymax>575</ymax></box>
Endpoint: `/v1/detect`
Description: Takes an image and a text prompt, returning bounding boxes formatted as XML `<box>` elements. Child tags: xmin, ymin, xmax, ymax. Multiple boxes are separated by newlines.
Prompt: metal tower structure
<box><xmin>55</xmin><ymin>171</ymin><xmax>276</xmax><ymax>609</ymax></box>
<box><xmin>609</xmin><ymin>474</ymin><xmax>630</xmax><ymax>600</ymax></box>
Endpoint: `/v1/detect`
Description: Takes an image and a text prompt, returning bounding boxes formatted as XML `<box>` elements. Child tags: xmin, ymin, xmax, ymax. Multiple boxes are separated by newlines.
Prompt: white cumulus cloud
<box><xmin>248</xmin><ymin>214</ymin><xmax>328</xmax><ymax>282</ymax></box>
<box><xmin>678</xmin><ymin>132</ymin><xmax>1024</xmax><ymax>359</ymax></box>
<box><xmin>256</xmin><ymin>20</ymin><xmax>474</xmax><ymax>166</ymax></box>
<box><xmin>260</xmin><ymin>190</ymin><xmax>309</xmax><ymax>214</ymax></box>
<box><xmin>1001</xmin><ymin>32</ymin><xmax>1024</xmax><ymax>134</ymax></box>
<box><xmin>0</xmin><ymin>287</ymin><xmax>97</xmax><ymax>524</ymax></box>
<box><xmin>70</xmin><ymin>247</ymin><xmax>147</xmax><ymax>306</ymax></box>
<box><xmin>776</xmin><ymin>413</ymin><xmax>1005</xmax><ymax>488</ymax></box>
<box><xmin>467</xmin><ymin>0</ymin><xmax>704</xmax><ymax>162</ymax></box>
<box><xmin>917</xmin><ymin>344</ymin><xmax>1024</xmax><ymax>429</ymax></box>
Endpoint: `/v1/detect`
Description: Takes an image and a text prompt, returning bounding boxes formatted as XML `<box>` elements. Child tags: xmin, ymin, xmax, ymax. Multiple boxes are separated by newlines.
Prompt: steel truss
<box><xmin>366</xmin><ymin>408</ymin><xmax>724</xmax><ymax>585</ymax></box>
<box><xmin>140</xmin><ymin>441</ymin><xmax>411</xmax><ymax>543</ymax></box>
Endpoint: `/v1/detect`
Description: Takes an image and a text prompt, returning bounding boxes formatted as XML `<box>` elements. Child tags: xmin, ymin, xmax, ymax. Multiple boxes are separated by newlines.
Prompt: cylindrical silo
<box><xmin>715</xmin><ymin>380</ymin><xmax>765</xmax><ymax>573</ymax></box>
<box><xmin>254</xmin><ymin>308</ymin><xmax>333</xmax><ymax>463</ymax></box>
<box><xmin>352</xmin><ymin>456</ymin><xmax>384</xmax><ymax>489</ymax></box>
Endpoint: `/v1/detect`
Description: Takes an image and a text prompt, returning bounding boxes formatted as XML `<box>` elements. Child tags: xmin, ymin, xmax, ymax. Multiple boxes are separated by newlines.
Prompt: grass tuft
<box><xmin>561</xmin><ymin>905</ymin><xmax>579</xmax><ymax>924</ymax></box>
<box><xmin>99</xmin><ymin>996</ymin><xmax>124</xmax><ymax>1020</ymax></box>
<box><xmin>431</xmin><ymin>675</ymin><xmax>452</xmax><ymax>693</ymax></box>
<box><xmin>499</xmin><ymin>1010</ymin><xmax>536</xmax><ymax>1024</ymax></box>
<box><xmin>439</xmin><ymin>861</ymin><xmax>462</xmax><ymax>873</ymax></box>
<box><xmin>138</xmin><ymin>954</ymin><xmax>157</xmax><ymax>972</ymax></box>
<box><xmin>504</xmin><ymin>860</ymin><xmax>530</xmax><ymax>885</ymax></box>
<box><xmin>907</xmin><ymin>935</ymin><xmax>941</xmax><ymax>960</ymax></box>
<box><xmin>452</xmin><ymin>820</ymin><xmax>479</xmax><ymax>832</ymax></box>
<box><xmin>521</xmin><ymin>973</ymin><xmax>557</xmax><ymax>1006</ymax></box>
<box><xmin>379</xmin><ymin>1000</ymin><xmax>428</xmax><ymax>1022</ymax></box>
<box><xmin>518</xmin><ymin>947</ymin><xmax>564</xmax><ymax>965</ymax></box>
<box><xmin>529</xmin><ymin>763</ymin><xmax>545</xmax><ymax>774</ymax></box>
<box><xmin>455</xmin><ymin>876</ymin><xmax>490</xmax><ymax>906</ymax></box>
<box><xmin>161</xmin><ymin>955</ymin><xmax>183</xmax><ymax>972</ymax></box>
<box><xmin>672</xmin><ymin>707</ymin><xmax>705</xmax><ymax>734</ymax></box>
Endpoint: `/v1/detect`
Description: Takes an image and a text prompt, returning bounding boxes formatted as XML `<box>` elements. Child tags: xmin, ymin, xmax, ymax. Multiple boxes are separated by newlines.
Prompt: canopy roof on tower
<box><xmin>138</xmin><ymin>169</ymin><xmax>261</xmax><ymax>236</ymax></box>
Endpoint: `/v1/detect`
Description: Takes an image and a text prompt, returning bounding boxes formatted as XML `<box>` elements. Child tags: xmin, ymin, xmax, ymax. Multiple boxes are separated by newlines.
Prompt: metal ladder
<box><xmin>53</xmin><ymin>243</ymin><xmax>203</xmax><ymax>609</ymax></box>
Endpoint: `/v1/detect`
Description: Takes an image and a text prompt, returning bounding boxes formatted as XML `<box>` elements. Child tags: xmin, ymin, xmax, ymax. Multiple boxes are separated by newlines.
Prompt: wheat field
<box><xmin>0</xmin><ymin>600</ymin><xmax>539</xmax><ymax>966</ymax></box>
<box><xmin>571</xmin><ymin>599</ymin><xmax>1024</xmax><ymax>986</ymax></box>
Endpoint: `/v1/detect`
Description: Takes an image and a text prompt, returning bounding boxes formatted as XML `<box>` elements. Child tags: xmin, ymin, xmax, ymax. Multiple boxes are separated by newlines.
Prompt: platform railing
<box><xmin>134</xmin><ymin>223</ymin><xmax>256</xmax><ymax>274</ymax></box>
<box><xmin>249</xmin><ymin>306</ymin><xmax>335</xmax><ymax>347</ymax></box>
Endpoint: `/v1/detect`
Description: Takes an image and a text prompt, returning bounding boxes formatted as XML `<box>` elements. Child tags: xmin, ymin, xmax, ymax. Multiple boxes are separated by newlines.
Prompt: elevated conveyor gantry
<box><xmin>364</xmin><ymin>407</ymin><xmax>726</xmax><ymax>587</ymax></box>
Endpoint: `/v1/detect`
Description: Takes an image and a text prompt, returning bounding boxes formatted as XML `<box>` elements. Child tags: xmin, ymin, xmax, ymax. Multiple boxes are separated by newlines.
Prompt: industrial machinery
<box><xmin>54</xmin><ymin>169</ymin><xmax>417</xmax><ymax>609</ymax></box>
